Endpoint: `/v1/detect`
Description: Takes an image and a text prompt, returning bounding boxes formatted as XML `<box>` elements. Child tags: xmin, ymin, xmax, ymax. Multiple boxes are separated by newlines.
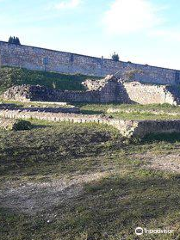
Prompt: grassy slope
<box><xmin>0</xmin><ymin>121</ymin><xmax>180</xmax><ymax>240</ymax></box>
<box><xmin>0</xmin><ymin>67</ymin><xmax>99</xmax><ymax>94</ymax></box>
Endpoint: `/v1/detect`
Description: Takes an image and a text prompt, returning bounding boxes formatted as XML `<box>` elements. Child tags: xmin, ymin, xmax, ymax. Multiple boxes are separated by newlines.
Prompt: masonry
<box><xmin>1</xmin><ymin>109</ymin><xmax>180</xmax><ymax>138</ymax></box>
<box><xmin>2</xmin><ymin>76</ymin><xmax>132</xmax><ymax>104</ymax></box>
<box><xmin>0</xmin><ymin>41</ymin><xmax>180</xmax><ymax>85</ymax></box>
<box><xmin>3</xmin><ymin>75</ymin><xmax>180</xmax><ymax>105</ymax></box>
<box><xmin>123</xmin><ymin>82</ymin><xmax>180</xmax><ymax>105</ymax></box>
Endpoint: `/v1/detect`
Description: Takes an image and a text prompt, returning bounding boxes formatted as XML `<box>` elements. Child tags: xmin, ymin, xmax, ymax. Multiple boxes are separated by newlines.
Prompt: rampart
<box><xmin>0</xmin><ymin>41</ymin><xmax>180</xmax><ymax>85</ymax></box>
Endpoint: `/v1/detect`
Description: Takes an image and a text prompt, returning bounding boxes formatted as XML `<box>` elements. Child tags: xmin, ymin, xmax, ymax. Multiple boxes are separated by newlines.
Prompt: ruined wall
<box><xmin>3</xmin><ymin>79</ymin><xmax>180</xmax><ymax>106</ymax></box>
<box><xmin>1</xmin><ymin>109</ymin><xmax>180</xmax><ymax>138</ymax></box>
<box><xmin>123</xmin><ymin>82</ymin><xmax>179</xmax><ymax>105</ymax></box>
<box><xmin>0</xmin><ymin>41</ymin><xmax>180</xmax><ymax>85</ymax></box>
<box><xmin>2</xmin><ymin>80</ymin><xmax>131</xmax><ymax>104</ymax></box>
<box><xmin>2</xmin><ymin>85</ymin><xmax>100</xmax><ymax>103</ymax></box>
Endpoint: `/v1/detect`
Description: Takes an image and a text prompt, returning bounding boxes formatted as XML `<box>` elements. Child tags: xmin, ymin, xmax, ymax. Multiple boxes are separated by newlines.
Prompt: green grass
<box><xmin>2</xmin><ymin>99</ymin><xmax>180</xmax><ymax>121</ymax></box>
<box><xmin>0</xmin><ymin>121</ymin><xmax>120</xmax><ymax>176</ymax></box>
<box><xmin>75</xmin><ymin>103</ymin><xmax>180</xmax><ymax>120</ymax></box>
<box><xmin>1</xmin><ymin>120</ymin><xmax>180</xmax><ymax>239</ymax></box>
<box><xmin>0</xmin><ymin>67</ymin><xmax>100</xmax><ymax>94</ymax></box>
<box><xmin>0</xmin><ymin>99</ymin><xmax>75</xmax><ymax>109</ymax></box>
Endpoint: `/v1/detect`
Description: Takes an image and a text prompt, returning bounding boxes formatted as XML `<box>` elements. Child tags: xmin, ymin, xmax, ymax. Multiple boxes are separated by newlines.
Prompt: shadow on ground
<box><xmin>1</xmin><ymin>170</ymin><xmax>180</xmax><ymax>240</ymax></box>
<box><xmin>141</xmin><ymin>132</ymin><xmax>180</xmax><ymax>143</ymax></box>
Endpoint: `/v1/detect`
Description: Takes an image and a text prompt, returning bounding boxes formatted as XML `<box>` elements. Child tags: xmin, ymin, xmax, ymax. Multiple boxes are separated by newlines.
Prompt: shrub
<box><xmin>111</xmin><ymin>52</ymin><xmax>120</xmax><ymax>62</ymax></box>
<box><xmin>12</xmin><ymin>120</ymin><xmax>32</xmax><ymax>131</ymax></box>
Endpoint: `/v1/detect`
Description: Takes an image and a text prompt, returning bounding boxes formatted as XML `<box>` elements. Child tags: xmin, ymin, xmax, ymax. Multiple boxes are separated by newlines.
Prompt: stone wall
<box><xmin>123</xmin><ymin>82</ymin><xmax>180</xmax><ymax>105</ymax></box>
<box><xmin>1</xmin><ymin>109</ymin><xmax>180</xmax><ymax>137</ymax></box>
<box><xmin>2</xmin><ymin>76</ymin><xmax>132</xmax><ymax>104</ymax></box>
<box><xmin>0</xmin><ymin>41</ymin><xmax>180</xmax><ymax>85</ymax></box>
<box><xmin>2</xmin><ymin>84</ymin><xmax>100</xmax><ymax>103</ymax></box>
<box><xmin>3</xmin><ymin>76</ymin><xmax>180</xmax><ymax>105</ymax></box>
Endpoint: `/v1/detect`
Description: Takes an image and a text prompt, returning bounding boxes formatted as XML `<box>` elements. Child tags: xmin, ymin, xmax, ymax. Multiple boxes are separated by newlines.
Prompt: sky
<box><xmin>0</xmin><ymin>0</ymin><xmax>180</xmax><ymax>69</ymax></box>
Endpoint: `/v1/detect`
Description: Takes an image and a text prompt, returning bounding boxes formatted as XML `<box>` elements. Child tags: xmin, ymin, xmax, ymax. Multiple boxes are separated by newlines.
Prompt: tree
<box><xmin>15</xmin><ymin>37</ymin><xmax>21</xmax><ymax>45</ymax></box>
<box><xmin>112</xmin><ymin>52</ymin><xmax>120</xmax><ymax>62</ymax></box>
<box><xmin>8</xmin><ymin>36</ymin><xmax>13</xmax><ymax>44</ymax></box>
<box><xmin>8</xmin><ymin>36</ymin><xmax>21</xmax><ymax>45</ymax></box>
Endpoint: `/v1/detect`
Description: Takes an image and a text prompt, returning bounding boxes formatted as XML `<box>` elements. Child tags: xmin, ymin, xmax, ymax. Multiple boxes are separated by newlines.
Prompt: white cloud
<box><xmin>103</xmin><ymin>0</ymin><xmax>165</xmax><ymax>35</ymax></box>
<box><xmin>149</xmin><ymin>29</ymin><xmax>180</xmax><ymax>42</ymax></box>
<box><xmin>54</xmin><ymin>0</ymin><xmax>82</xmax><ymax>10</ymax></box>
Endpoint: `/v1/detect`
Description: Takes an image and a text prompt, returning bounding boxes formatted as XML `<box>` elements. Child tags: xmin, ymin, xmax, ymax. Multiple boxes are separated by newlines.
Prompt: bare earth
<box><xmin>133</xmin><ymin>152</ymin><xmax>180</xmax><ymax>173</ymax></box>
<box><xmin>1</xmin><ymin>153</ymin><xmax>180</xmax><ymax>216</ymax></box>
<box><xmin>0</xmin><ymin>172</ymin><xmax>107</xmax><ymax>215</ymax></box>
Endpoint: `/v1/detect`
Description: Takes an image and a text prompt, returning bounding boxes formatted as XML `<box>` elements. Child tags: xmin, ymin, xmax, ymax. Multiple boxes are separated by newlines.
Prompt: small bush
<box><xmin>111</xmin><ymin>52</ymin><xmax>120</xmax><ymax>62</ymax></box>
<box><xmin>12</xmin><ymin>120</ymin><xmax>32</xmax><ymax>131</ymax></box>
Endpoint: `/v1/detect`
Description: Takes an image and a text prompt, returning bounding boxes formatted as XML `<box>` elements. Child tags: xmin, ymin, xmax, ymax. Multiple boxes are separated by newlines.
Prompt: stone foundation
<box><xmin>1</xmin><ymin>109</ymin><xmax>180</xmax><ymax>138</ymax></box>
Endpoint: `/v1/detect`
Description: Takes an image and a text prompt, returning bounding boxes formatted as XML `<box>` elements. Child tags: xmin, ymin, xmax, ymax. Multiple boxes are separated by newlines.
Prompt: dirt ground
<box><xmin>133</xmin><ymin>152</ymin><xmax>180</xmax><ymax>173</ymax></box>
<box><xmin>1</xmin><ymin>153</ymin><xmax>180</xmax><ymax>216</ymax></box>
<box><xmin>0</xmin><ymin>172</ymin><xmax>107</xmax><ymax>215</ymax></box>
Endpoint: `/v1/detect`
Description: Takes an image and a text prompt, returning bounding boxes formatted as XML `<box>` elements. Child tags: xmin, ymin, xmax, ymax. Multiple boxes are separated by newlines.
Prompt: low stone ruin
<box><xmin>0</xmin><ymin>103</ymin><xmax>80</xmax><ymax>114</ymax></box>
<box><xmin>2</xmin><ymin>85</ymin><xmax>59</xmax><ymax>102</ymax></box>
<box><xmin>1</xmin><ymin>109</ymin><xmax>180</xmax><ymax>138</ymax></box>
<box><xmin>123</xmin><ymin>82</ymin><xmax>180</xmax><ymax>105</ymax></box>
<box><xmin>2</xmin><ymin>74</ymin><xmax>180</xmax><ymax>105</ymax></box>
<box><xmin>1</xmin><ymin>76</ymin><xmax>131</xmax><ymax>104</ymax></box>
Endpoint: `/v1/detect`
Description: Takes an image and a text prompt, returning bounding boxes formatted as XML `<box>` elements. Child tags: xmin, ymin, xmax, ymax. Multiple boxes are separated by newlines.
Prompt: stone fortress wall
<box><xmin>0</xmin><ymin>41</ymin><xmax>180</xmax><ymax>86</ymax></box>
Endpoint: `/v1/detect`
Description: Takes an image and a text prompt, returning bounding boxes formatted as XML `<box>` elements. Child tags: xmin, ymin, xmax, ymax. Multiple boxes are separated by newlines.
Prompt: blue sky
<box><xmin>0</xmin><ymin>0</ymin><xmax>180</xmax><ymax>69</ymax></box>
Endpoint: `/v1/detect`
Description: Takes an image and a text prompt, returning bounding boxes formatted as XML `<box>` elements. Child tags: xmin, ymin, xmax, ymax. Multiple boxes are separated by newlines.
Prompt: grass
<box><xmin>1</xmin><ymin>66</ymin><xmax>180</xmax><ymax>239</ymax></box>
<box><xmin>75</xmin><ymin>103</ymin><xmax>180</xmax><ymax>120</ymax></box>
<box><xmin>3</xmin><ymin>100</ymin><xmax>180</xmax><ymax>120</ymax></box>
<box><xmin>0</xmin><ymin>120</ymin><xmax>180</xmax><ymax>239</ymax></box>
<box><xmin>0</xmin><ymin>67</ymin><xmax>101</xmax><ymax>94</ymax></box>
<box><xmin>0</xmin><ymin>121</ymin><xmax>120</xmax><ymax>176</ymax></box>
<box><xmin>0</xmin><ymin>99</ymin><xmax>75</xmax><ymax>109</ymax></box>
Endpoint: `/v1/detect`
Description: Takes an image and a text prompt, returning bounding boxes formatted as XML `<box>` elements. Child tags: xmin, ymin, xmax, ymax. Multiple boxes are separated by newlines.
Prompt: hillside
<box><xmin>0</xmin><ymin>67</ymin><xmax>98</xmax><ymax>94</ymax></box>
